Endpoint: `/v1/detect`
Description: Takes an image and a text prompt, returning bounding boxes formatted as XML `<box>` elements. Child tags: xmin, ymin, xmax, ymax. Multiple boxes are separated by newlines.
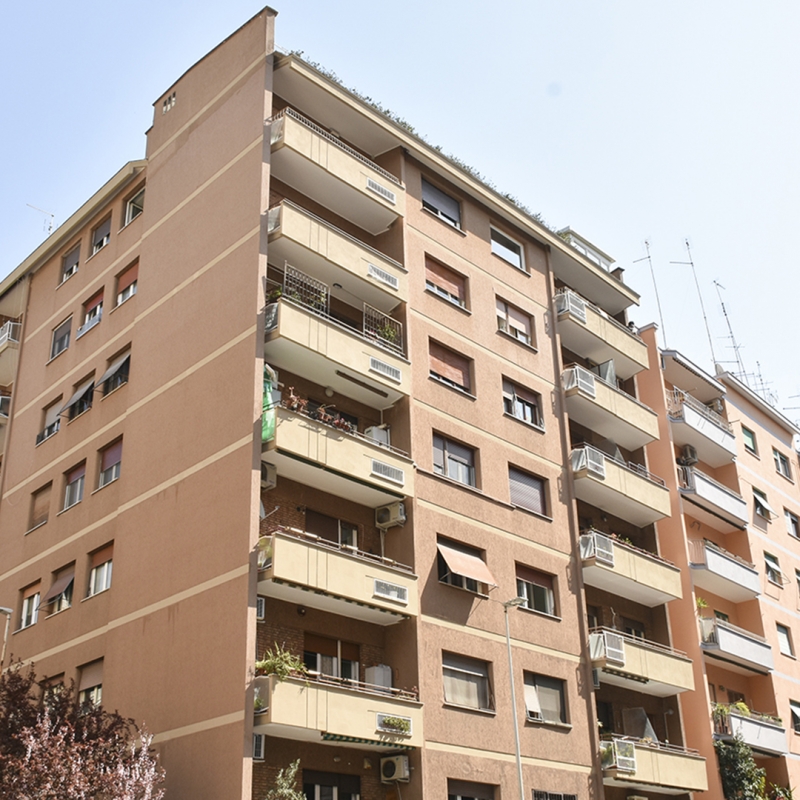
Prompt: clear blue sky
<box><xmin>3</xmin><ymin>1</ymin><xmax>798</xmax><ymax>418</ymax></box>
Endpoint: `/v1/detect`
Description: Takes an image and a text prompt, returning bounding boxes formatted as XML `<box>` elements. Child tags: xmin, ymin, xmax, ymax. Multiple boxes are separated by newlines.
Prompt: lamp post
<box><xmin>504</xmin><ymin>596</ymin><xmax>526</xmax><ymax>800</ymax></box>
<box><xmin>0</xmin><ymin>607</ymin><xmax>13</xmax><ymax>673</ymax></box>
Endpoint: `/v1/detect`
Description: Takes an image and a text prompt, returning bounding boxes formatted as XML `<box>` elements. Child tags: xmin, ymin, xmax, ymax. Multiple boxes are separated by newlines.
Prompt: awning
<box><xmin>42</xmin><ymin>572</ymin><xmax>74</xmax><ymax>605</ymax></box>
<box><xmin>437</xmin><ymin>542</ymin><xmax>497</xmax><ymax>587</ymax></box>
<box><xmin>59</xmin><ymin>380</ymin><xmax>94</xmax><ymax>416</ymax></box>
<box><xmin>97</xmin><ymin>353</ymin><xmax>130</xmax><ymax>386</ymax></box>
<box><xmin>320</xmin><ymin>733</ymin><xmax>413</xmax><ymax>750</ymax></box>
<box><xmin>754</xmin><ymin>493</ymin><xmax>778</xmax><ymax>519</ymax></box>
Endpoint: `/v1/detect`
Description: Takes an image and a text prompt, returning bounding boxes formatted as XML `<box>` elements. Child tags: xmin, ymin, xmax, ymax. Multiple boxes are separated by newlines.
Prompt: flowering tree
<box><xmin>0</xmin><ymin>662</ymin><xmax>164</xmax><ymax>800</ymax></box>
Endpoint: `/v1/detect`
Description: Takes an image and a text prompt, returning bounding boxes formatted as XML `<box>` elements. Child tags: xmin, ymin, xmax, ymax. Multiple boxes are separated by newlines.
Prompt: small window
<box><xmin>437</xmin><ymin>538</ymin><xmax>496</xmax><ymax>595</ymax></box>
<box><xmin>503</xmin><ymin>379</ymin><xmax>543</xmax><ymax>428</ymax></box>
<box><xmin>742</xmin><ymin>426</ymin><xmax>757</xmax><ymax>454</ymax></box>
<box><xmin>303</xmin><ymin>770</ymin><xmax>360</xmax><ymax>800</ymax></box>
<box><xmin>777</xmin><ymin>623</ymin><xmax>794</xmax><ymax>656</ymax></box>
<box><xmin>623</xmin><ymin>617</ymin><xmax>646</xmax><ymax>639</ymax></box>
<box><xmin>714</xmin><ymin>609</ymin><xmax>729</xmax><ymax>622</ymax></box>
<box><xmin>115</xmin><ymin>262</ymin><xmax>138</xmax><ymax>306</ymax></box>
<box><xmin>491</xmin><ymin>228</ymin><xmax>525</xmax><ymax>271</ymax></box>
<box><xmin>77</xmin><ymin>660</ymin><xmax>103</xmax><ymax>708</ymax></box>
<box><xmin>19</xmin><ymin>583</ymin><xmax>41</xmax><ymax>629</ymax></box>
<box><xmin>305</xmin><ymin>509</ymin><xmax>357</xmax><ymax>548</ymax></box>
<box><xmin>774</xmin><ymin>449</ymin><xmax>792</xmax><ymax>479</ymax></box>
<box><xmin>429</xmin><ymin>341</ymin><xmax>471</xmax><ymax>393</ymax></box>
<box><xmin>496</xmin><ymin>298</ymin><xmax>533</xmax><ymax>345</ymax></box>
<box><xmin>77</xmin><ymin>291</ymin><xmax>103</xmax><ymax>338</ymax></box>
<box><xmin>516</xmin><ymin>564</ymin><xmax>556</xmax><ymax>616</ymax></box>
<box><xmin>62</xmin><ymin>376</ymin><xmax>95</xmax><ymax>421</ymax></box>
<box><xmin>448</xmin><ymin>780</ymin><xmax>495</xmax><ymax>800</ymax></box>
<box><xmin>63</xmin><ymin>463</ymin><xmax>86</xmax><ymax>510</ymax></box>
<box><xmin>754</xmin><ymin>488</ymin><xmax>777</xmax><ymax>520</ymax></box>
<box><xmin>37</xmin><ymin>400</ymin><xmax>61</xmax><ymax>444</ymax></box>
<box><xmin>422</xmin><ymin>178</ymin><xmax>461</xmax><ymax>228</ymax></box>
<box><xmin>98</xmin><ymin>440</ymin><xmax>122</xmax><ymax>488</ymax></box>
<box><xmin>29</xmin><ymin>483</ymin><xmax>52</xmax><ymax>530</ymax></box>
<box><xmin>425</xmin><ymin>256</ymin><xmax>466</xmax><ymax>308</ymax></box>
<box><xmin>91</xmin><ymin>218</ymin><xmax>111</xmax><ymax>255</ymax></box>
<box><xmin>99</xmin><ymin>349</ymin><xmax>131</xmax><ymax>396</ymax></box>
<box><xmin>50</xmin><ymin>318</ymin><xmax>71</xmax><ymax>359</ymax></box>
<box><xmin>509</xmin><ymin>466</ymin><xmax>547</xmax><ymax>515</ymax></box>
<box><xmin>42</xmin><ymin>565</ymin><xmax>75</xmax><ymax>614</ymax></box>
<box><xmin>88</xmin><ymin>544</ymin><xmax>113</xmax><ymax>597</ymax></box>
<box><xmin>433</xmin><ymin>434</ymin><xmax>476</xmax><ymax>486</ymax></box>
<box><xmin>790</xmin><ymin>700</ymin><xmax>800</xmax><ymax>734</ymax></box>
<box><xmin>124</xmin><ymin>188</ymin><xmax>145</xmax><ymax>225</ymax></box>
<box><xmin>442</xmin><ymin>652</ymin><xmax>492</xmax><ymax>710</ymax></box>
<box><xmin>786</xmin><ymin>509</ymin><xmax>799</xmax><ymax>538</ymax></box>
<box><xmin>303</xmin><ymin>634</ymin><xmax>359</xmax><ymax>681</ymax></box>
<box><xmin>524</xmin><ymin>673</ymin><xmax>567</xmax><ymax>723</ymax></box>
<box><xmin>60</xmin><ymin>244</ymin><xmax>80</xmax><ymax>283</ymax></box>
<box><xmin>766</xmin><ymin>553</ymin><xmax>784</xmax><ymax>585</ymax></box>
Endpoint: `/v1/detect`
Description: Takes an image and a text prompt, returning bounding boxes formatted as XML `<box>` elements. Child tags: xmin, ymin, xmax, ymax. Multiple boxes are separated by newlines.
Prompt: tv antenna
<box><xmin>633</xmin><ymin>239</ymin><xmax>666</xmax><ymax>349</ymax></box>
<box><xmin>713</xmin><ymin>281</ymin><xmax>747</xmax><ymax>379</ymax></box>
<box><xmin>26</xmin><ymin>204</ymin><xmax>54</xmax><ymax>235</ymax></box>
<box><xmin>670</xmin><ymin>239</ymin><xmax>715</xmax><ymax>367</ymax></box>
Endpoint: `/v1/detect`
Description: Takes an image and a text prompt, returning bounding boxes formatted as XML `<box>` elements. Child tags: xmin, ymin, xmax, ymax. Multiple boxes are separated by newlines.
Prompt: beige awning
<box><xmin>437</xmin><ymin>542</ymin><xmax>497</xmax><ymax>587</ymax></box>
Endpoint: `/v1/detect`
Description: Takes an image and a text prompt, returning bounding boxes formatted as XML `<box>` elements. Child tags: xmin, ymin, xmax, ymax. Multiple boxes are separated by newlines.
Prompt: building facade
<box><xmin>0</xmin><ymin>7</ymin><xmax>796</xmax><ymax>800</ymax></box>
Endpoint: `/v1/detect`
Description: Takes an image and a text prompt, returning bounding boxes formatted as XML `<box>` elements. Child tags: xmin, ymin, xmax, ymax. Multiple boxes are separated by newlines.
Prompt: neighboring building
<box><xmin>0</xmin><ymin>7</ymin><xmax>793</xmax><ymax>800</ymax></box>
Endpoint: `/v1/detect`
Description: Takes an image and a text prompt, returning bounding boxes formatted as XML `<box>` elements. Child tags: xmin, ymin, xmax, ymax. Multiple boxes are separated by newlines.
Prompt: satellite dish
<box><xmin>792</xmin><ymin>434</ymin><xmax>800</xmax><ymax>454</ymax></box>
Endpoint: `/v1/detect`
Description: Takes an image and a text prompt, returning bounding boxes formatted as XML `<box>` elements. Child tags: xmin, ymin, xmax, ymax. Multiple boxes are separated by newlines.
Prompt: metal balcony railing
<box><xmin>555</xmin><ymin>288</ymin><xmax>642</xmax><ymax>341</ymax></box>
<box><xmin>667</xmin><ymin>389</ymin><xmax>733</xmax><ymax>434</ymax></box>
<box><xmin>689</xmin><ymin>538</ymin><xmax>755</xmax><ymax>570</ymax></box>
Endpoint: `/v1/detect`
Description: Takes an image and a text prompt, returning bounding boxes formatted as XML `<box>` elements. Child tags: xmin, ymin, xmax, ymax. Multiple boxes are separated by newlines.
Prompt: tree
<box><xmin>264</xmin><ymin>760</ymin><xmax>304</xmax><ymax>800</ymax></box>
<box><xmin>0</xmin><ymin>661</ymin><xmax>164</xmax><ymax>800</ymax></box>
<box><xmin>715</xmin><ymin>733</ymin><xmax>766</xmax><ymax>800</ymax></box>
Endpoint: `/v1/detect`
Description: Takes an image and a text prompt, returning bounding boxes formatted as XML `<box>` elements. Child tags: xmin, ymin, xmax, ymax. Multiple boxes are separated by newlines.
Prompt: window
<box><xmin>503</xmin><ymin>380</ymin><xmax>543</xmax><ymax>428</ymax></box>
<box><xmin>442</xmin><ymin>652</ymin><xmax>492</xmax><ymax>710</ymax></box>
<box><xmin>623</xmin><ymin>617</ymin><xmax>646</xmax><ymax>639</ymax></box>
<box><xmin>433</xmin><ymin>434</ymin><xmax>476</xmax><ymax>486</ymax></box>
<box><xmin>303</xmin><ymin>634</ymin><xmax>359</xmax><ymax>681</ymax></box>
<box><xmin>422</xmin><ymin>177</ymin><xmax>461</xmax><ymax>228</ymax></box>
<box><xmin>765</xmin><ymin>553</ymin><xmax>783</xmax><ymax>585</ymax></box>
<box><xmin>19</xmin><ymin>583</ymin><xmax>40</xmax><ymax>629</ymax></box>
<box><xmin>50</xmin><ymin>318</ymin><xmax>71</xmax><ymax>359</ymax></box>
<box><xmin>516</xmin><ymin>565</ymin><xmax>556</xmax><ymax>616</ymax></box>
<box><xmin>124</xmin><ymin>188</ymin><xmax>144</xmax><ymax>225</ymax></box>
<box><xmin>91</xmin><ymin>218</ymin><xmax>111</xmax><ymax>255</ymax></box>
<box><xmin>303</xmin><ymin>770</ymin><xmax>360</xmax><ymax>800</ymax></box>
<box><xmin>425</xmin><ymin>256</ymin><xmax>466</xmax><ymax>307</ymax></box>
<box><xmin>29</xmin><ymin>483</ymin><xmax>52</xmax><ymax>530</ymax></box>
<box><xmin>62</xmin><ymin>376</ymin><xmax>95</xmax><ymax>421</ymax></box>
<box><xmin>714</xmin><ymin>610</ymin><xmax>730</xmax><ymax>622</ymax></box>
<box><xmin>523</xmin><ymin>673</ymin><xmax>567</xmax><ymax>724</ymax></box>
<box><xmin>448</xmin><ymin>780</ymin><xmax>495</xmax><ymax>800</ymax></box>
<box><xmin>77</xmin><ymin>291</ymin><xmax>103</xmax><ymax>338</ymax></box>
<box><xmin>754</xmin><ymin>488</ymin><xmax>777</xmax><ymax>520</ymax></box>
<box><xmin>509</xmin><ymin>467</ymin><xmax>547</xmax><ymax>515</ymax></box>
<box><xmin>63</xmin><ymin>463</ymin><xmax>85</xmax><ymax>510</ymax></box>
<box><xmin>116</xmin><ymin>262</ymin><xmax>138</xmax><ymax>305</ymax></box>
<box><xmin>790</xmin><ymin>700</ymin><xmax>800</xmax><ymax>734</ymax></box>
<box><xmin>36</xmin><ymin>399</ymin><xmax>61</xmax><ymax>444</ymax></box>
<box><xmin>429</xmin><ymin>341</ymin><xmax>471</xmax><ymax>393</ymax></box>
<box><xmin>742</xmin><ymin>426</ymin><xmax>757</xmax><ymax>454</ymax></box>
<box><xmin>491</xmin><ymin>227</ymin><xmax>525</xmax><ymax>271</ymax></box>
<box><xmin>98</xmin><ymin>440</ymin><xmax>122</xmax><ymax>487</ymax></box>
<box><xmin>42</xmin><ymin>566</ymin><xmax>75</xmax><ymax>614</ymax></box>
<box><xmin>77</xmin><ymin>660</ymin><xmax>103</xmax><ymax>708</ymax></box>
<box><xmin>496</xmin><ymin>298</ymin><xmax>533</xmax><ymax>345</ymax></box>
<box><xmin>88</xmin><ymin>544</ymin><xmax>113</xmax><ymax>596</ymax></box>
<box><xmin>774</xmin><ymin>448</ymin><xmax>792</xmax><ymax>479</ymax></box>
<box><xmin>786</xmin><ymin>509</ymin><xmax>800</xmax><ymax>538</ymax></box>
<box><xmin>437</xmin><ymin>538</ymin><xmax>496</xmax><ymax>594</ymax></box>
<box><xmin>305</xmin><ymin>510</ymin><xmax>357</xmax><ymax>548</ymax></box>
<box><xmin>777</xmin><ymin>623</ymin><xmax>794</xmax><ymax>656</ymax></box>
<box><xmin>99</xmin><ymin>349</ymin><xmax>131</xmax><ymax>396</ymax></box>
<box><xmin>60</xmin><ymin>244</ymin><xmax>80</xmax><ymax>283</ymax></box>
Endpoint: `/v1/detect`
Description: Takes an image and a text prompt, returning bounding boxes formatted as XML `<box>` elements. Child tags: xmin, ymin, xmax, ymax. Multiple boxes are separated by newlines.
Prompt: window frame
<box><xmin>29</xmin><ymin>483</ymin><xmax>52</xmax><ymax>531</ymax></box>
<box><xmin>20</xmin><ymin>588</ymin><xmax>40</xmax><ymax>630</ymax></box>
<box><xmin>765</xmin><ymin>552</ymin><xmax>784</xmax><ymax>586</ymax></box>
<box><xmin>786</xmin><ymin>509</ymin><xmax>799</xmax><ymax>539</ymax></box>
<box><xmin>754</xmin><ymin>488</ymin><xmax>776</xmax><ymax>520</ymax></box>
<box><xmin>433</xmin><ymin>434</ymin><xmax>476</xmax><ymax>487</ymax></box>
<box><xmin>742</xmin><ymin>426</ymin><xmax>757</xmax><ymax>455</ymax></box>
<box><xmin>448</xmin><ymin>780</ymin><xmax>496</xmax><ymax>800</ymax></box>
<box><xmin>523</xmin><ymin>672</ymin><xmax>567</xmax><ymax>724</ymax></box>
<box><xmin>442</xmin><ymin>652</ymin><xmax>493</xmax><ymax>712</ymax></box>
<box><xmin>60</xmin><ymin>244</ymin><xmax>80</xmax><ymax>284</ymax></box>
<box><xmin>124</xmin><ymin>187</ymin><xmax>145</xmax><ymax>226</ymax></box>
<box><xmin>437</xmin><ymin>538</ymin><xmax>491</xmax><ymax>595</ymax></box>
<box><xmin>115</xmin><ymin>262</ymin><xmax>138</xmax><ymax>306</ymax></box>
<box><xmin>774</xmin><ymin>448</ymin><xmax>792</xmax><ymax>480</ymax></box>
<box><xmin>50</xmin><ymin>318</ymin><xmax>72</xmax><ymax>360</ymax></box>
<box><xmin>509</xmin><ymin>466</ymin><xmax>547</xmax><ymax>516</ymax></box>
<box><xmin>425</xmin><ymin>255</ymin><xmax>467</xmax><ymax>309</ymax></box>
<box><xmin>496</xmin><ymin>298</ymin><xmax>534</xmax><ymax>347</ymax></box>
<box><xmin>88</xmin><ymin>559</ymin><xmax>113</xmax><ymax>597</ymax></box>
<box><xmin>421</xmin><ymin>177</ymin><xmax>462</xmax><ymax>229</ymax></box>
<box><xmin>490</xmin><ymin>227</ymin><xmax>526</xmax><ymax>272</ymax></box>
<box><xmin>100</xmin><ymin>350</ymin><xmax>131</xmax><ymax>397</ymax></box>
<box><xmin>790</xmin><ymin>700</ymin><xmax>800</xmax><ymax>734</ymax></box>
<box><xmin>503</xmin><ymin>379</ymin><xmax>543</xmax><ymax>429</ymax></box>
<box><xmin>98</xmin><ymin>440</ymin><xmax>123</xmax><ymax>488</ymax></box>
<box><xmin>516</xmin><ymin>565</ymin><xmax>557</xmax><ymax>617</ymax></box>
<box><xmin>63</xmin><ymin>463</ymin><xmax>86</xmax><ymax>511</ymax></box>
<box><xmin>91</xmin><ymin>217</ymin><xmax>111</xmax><ymax>255</ymax></box>
<box><xmin>777</xmin><ymin>623</ymin><xmax>795</xmax><ymax>657</ymax></box>
<box><xmin>429</xmin><ymin>341</ymin><xmax>472</xmax><ymax>394</ymax></box>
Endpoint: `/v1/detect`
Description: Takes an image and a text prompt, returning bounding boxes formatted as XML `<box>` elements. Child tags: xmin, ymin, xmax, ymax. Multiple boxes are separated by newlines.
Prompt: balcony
<box><xmin>678</xmin><ymin>467</ymin><xmax>748</xmax><ymax>533</ymax></box>
<box><xmin>667</xmin><ymin>389</ymin><xmax>737</xmax><ymax>467</ymax></box>
<box><xmin>600</xmin><ymin>736</ymin><xmax>708</xmax><ymax>794</ymax></box>
<box><xmin>254</xmin><ymin>673</ymin><xmax>422</xmax><ymax>749</ymax></box>
<box><xmin>264</xmin><ymin>268</ymin><xmax>408</xmax><ymax>408</ymax></box>
<box><xmin>570</xmin><ymin>446</ymin><xmax>670</xmax><ymax>527</ymax></box>
<box><xmin>267</xmin><ymin>201</ymin><xmax>406</xmax><ymax>313</ymax></box>
<box><xmin>589</xmin><ymin>628</ymin><xmax>694</xmax><ymax>696</ymax></box>
<box><xmin>699</xmin><ymin>617</ymin><xmax>774</xmax><ymax>674</ymax></box>
<box><xmin>563</xmin><ymin>365</ymin><xmax>658</xmax><ymax>450</ymax></box>
<box><xmin>269</xmin><ymin>108</ymin><xmax>405</xmax><ymax>235</ymax></box>
<box><xmin>689</xmin><ymin>539</ymin><xmax>760</xmax><ymax>602</ymax></box>
<box><xmin>555</xmin><ymin>290</ymin><xmax>648</xmax><ymax>380</ymax></box>
<box><xmin>713</xmin><ymin>705</ymin><xmax>787</xmax><ymax>757</ymax></box>
<box><xmin>257</xmin><ymin>528</ymin><xmax>418</xmax><ymax>624</ymax></box>
<box><xmin>263</xmin><ymin>406</ymin><xmax>414</xmax><ymax>507</ymax></box>
<box><xmin>580</xmin><ymin>531</ymin><xmax>682</xmax><ymax>607</ymax></box>
<box><xmin>0</xmin><ymin>320</ymin><xmax>21</xmax><ymax>386</ymax></box>
<box><xmin>0</xmin><ymin>395</ymin><xmax>8</xmax><ymax>454</ymax></box>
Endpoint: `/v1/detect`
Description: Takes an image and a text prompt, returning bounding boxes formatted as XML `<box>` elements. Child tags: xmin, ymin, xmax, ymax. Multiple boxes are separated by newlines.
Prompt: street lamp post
<box><xmin>504</xmin><ymin>597</ymin><xmax>526</xmax><ymax>800</ymax></box>
<box><xmin>0</xmin><ymin>607</ymin><xmax>13</xmax><ymax>673</ymax></box>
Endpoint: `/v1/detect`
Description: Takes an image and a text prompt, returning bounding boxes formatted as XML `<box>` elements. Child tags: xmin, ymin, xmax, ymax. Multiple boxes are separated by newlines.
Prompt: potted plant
<box><xmin>379</xmin><ymin>715</ymin><xmax>411</xmax><ymax>735</ymax></box>
<box><xmin>255</xmin><ymin>644</ymin><xmax>308</xmax><ymax>682</ymax></box>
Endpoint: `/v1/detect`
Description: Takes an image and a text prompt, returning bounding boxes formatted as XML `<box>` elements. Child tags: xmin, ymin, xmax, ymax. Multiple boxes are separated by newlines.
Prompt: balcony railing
<box><xmin>668</xmin><ymin>389</ymin><xmax>733</xmax><ymax>434</ymax></box>
<box><xmin>712</xmin><ymin>704</ymin><xmax>787</xmax><ymax>756</ymax></box>
<box><xmin>699</xmin><ymin>616</ymin><xmax>774</xmax><ymax>673</ymax></box>
<box><xmin>571</xmin><ymin>445</ymin><xmax>665</xmax><ymax>487</ymax></box>
<box><xmin>678</xmin><ymin>466</ymin><xmax>748</xmax><ymax>530</ymax></box>
<box><xmin>689</xmin><ymin>538</ymin><xmax>760</xmax><ymax>602</ymax></box>
<box><xmin>556</xmin><ymin>289</ymin><xmax>642</xmax><ymax>342</ymax></box>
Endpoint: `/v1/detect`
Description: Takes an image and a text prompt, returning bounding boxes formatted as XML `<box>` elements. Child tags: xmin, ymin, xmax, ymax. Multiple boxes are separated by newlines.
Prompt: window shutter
<box><xmin>536</xmin><ymin>677</ymin><xmax>564</xmax><ymax>722</ymax></box>
<box><xmin>22</xmin><ymin>582</ymin><xmax>41</xmax><ymax>600</ymax></box>
<box><xmin>422</xmin><ymin>179</ymin><xmax>461</xmax><ymax>226</ymax></box>
<box><xmin>524</xmin><ymin>681</ymin><xmax>542</xmax><ymax>718</ymax></box>
<box><xmin>91</xmin><ymin>544</ymin><xmax>114</xmax><ymax>568</ymax></box>
<box><xmin>340</xmin><ymin>641</ymin><xmax>360</xmax><ymax>661</ymax></box>
<box><xmin>425</xmin><ymin>257</ymin><xmax>464</xmax><ymax>302</ymax></box>
<box><xmin>67</xmin><ymin>464</ymin><xmax>86</xmax><ymax>484</ymax></box>
<box><xmin>516</xmin><ymin>565</ymin><xmax>553</xmax><ymax>590</ymax></box>
<box><xmin>305</xmin><ymin>510</ymin><xmax>339</xmax><ymax>543</ymax></box>
<box><xmin>78</xmin><ymin>660</ymin><xmax>103</xmax><ymax>692</ymax></box>
<box><xmin>304</xmin><ymin>634</ymin><xmax>338</xmax><ymax>657</ymax></box>
<box><xmin>507</xmin><ymin>304</ymin><xmax>531</xmax><ymax>338</ymax></box>
<box><xmin>94</xmin><ymin>219</ymin><xmax>111</xmax><ymax>244</ymax></box>
<box><xmin>433</xmin><ymin>435</ymin><xmax>445</xmax><ymax>472</ymax></box>
<box><xmin>44</xmin><ymin>402</ymin><xmax>61</xmax><ymax>428</ymax></box>
<box><xmin>509</xmin><ymin>468</ymin><xmax>545</xmax><ymax>514</ymax></box>
<box><xmin>117</xmin><ymin>263</ymin><xmax>138</xmax><ymax>292</ymax></box>
<box><xmin>101</xmin><ymin>441</ymin><xmax>123</xmax><ymax>471</ymax></box>
<box><xmin>31</xmin><ymin>485</ymin><xmax>51</xmax><ymax>527</ymax></box>
<box><xmin>85</xmin><ymin>292</ymin><xmax>103</xmax><ymax>312</ymax></box>
<box><xmin>429</xmin><ymin>342</ymin><xmax>470</xmax><ymax>389</ymax></box>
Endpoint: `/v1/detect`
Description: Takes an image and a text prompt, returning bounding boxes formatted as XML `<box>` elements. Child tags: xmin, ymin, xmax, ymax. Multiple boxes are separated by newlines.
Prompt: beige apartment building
<box><xmin>0</xmin><ymin>6</ymin><xmax>796</xmax><ymax>800</ymax></box>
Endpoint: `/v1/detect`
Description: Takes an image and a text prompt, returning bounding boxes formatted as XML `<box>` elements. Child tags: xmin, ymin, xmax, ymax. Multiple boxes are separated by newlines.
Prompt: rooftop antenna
<box><xmin>713</xmin><ymin>281</ymin><xmax>747</xmax><ymax>379</ymax></box>
<box><xmin>633</xmin><ymin>239</ymin><xmax>666</xmax><ymax>349</ymax></box>
<box><xmin>670</xmin><ymin>239</ymin><xmax>716</xmax><ymax>367</ymax></box>
<box><xmin>26</xmin><ymin>204</ymin><xmax>54</xmax><ymax>235</ymax></box>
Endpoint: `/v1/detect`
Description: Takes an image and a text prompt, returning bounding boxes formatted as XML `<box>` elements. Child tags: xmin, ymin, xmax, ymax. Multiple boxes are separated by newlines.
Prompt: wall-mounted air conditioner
<box><xmin>365</xmin><ymin>425</ymin><xmax>391</xmax><ymax>446</ymax></box>
<box><xmin>682</xmin><ymin>444</ymin><xmax>699</xmax><ymax>466</ymax></box>
<box><xmin>261</xmin><ymin>462</ymin><xmax>277</xmax><ymax>489</ymax></box>
<box><xmin>376</xmin><ymin>501</ymin><xmax>406</xmax><ymax>529</ymax></box>
<box><xmin>380</xmin><ymin>755</ymin><xmax>410</xmax><ymax>784</ymax></box>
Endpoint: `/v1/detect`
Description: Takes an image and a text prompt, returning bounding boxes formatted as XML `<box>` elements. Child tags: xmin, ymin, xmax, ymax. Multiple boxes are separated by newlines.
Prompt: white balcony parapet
<box><xmin>712</xmin><ymin>704</ymin><xmax>787</xmax><ymax>756</ymax></box>
<box><xmin>668</xmin><ymin>389</ymin><xmax>737</xmax><ymax>467</ymax></box>
<box><xmin>689</xmin><ymin>539</ymin><xmax>760</xmax><ymax>602</ymax></box>
<box><xmin>668</xmin><ymin>389</ymin><xmax>733</xmax><ymax>434</ymax></box>
<box><xmin>699</xmin><ymin>617</ymin><xmax>774</xmax><ymax>673</ymax></box>
<box><xmin>679</xmin><ymin>466</ymin><xmax>748</xmax><ymax>532</ymax></box>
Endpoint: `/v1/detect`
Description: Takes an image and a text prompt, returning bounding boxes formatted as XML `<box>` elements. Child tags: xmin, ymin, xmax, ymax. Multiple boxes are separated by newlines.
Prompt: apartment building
<box><xmin>2</xmin><ymin>6</ymin><xmax>795</xmax><ymax>800</ymax></box>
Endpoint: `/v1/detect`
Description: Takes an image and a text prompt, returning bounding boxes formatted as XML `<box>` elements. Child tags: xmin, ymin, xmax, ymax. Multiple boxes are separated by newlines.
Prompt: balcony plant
<box><xmin>255</xmin><ymin>644</ymin><xmax>308</xmax><ymax>682</ymax></box>
<box><xmin>379</xmin><ymin>715</ymin><xmax>411</xmax><ymax>735</ymax></box>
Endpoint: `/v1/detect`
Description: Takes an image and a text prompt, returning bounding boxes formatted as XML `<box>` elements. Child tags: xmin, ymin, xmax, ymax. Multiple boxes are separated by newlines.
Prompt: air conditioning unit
<box><xmin>707</xmin><ymin>398</ymin><xmax>724</xmax><ymax>415</ymax></box>
<box><xmin>256</xmin><ymin>596</ymin><xmax>266</xmax><ymax>621</ymax></box>
<box><xmin>253</xmin><ymin>733</ymin><xmax>265</xmax><ymax>761</ymax></box>
<box><xmin>380</xmin><ymin>755</ymin><xmax>410</xmax><ymax>784</ymax></box>
<box><xmin>261</xmin><ymin>462</ymin><xmax>277</xmax><ymax>489</ymax></box>
<box><xmin>376</xmin><ymin>501</ymin><xmax>406</xmax><ymax>529</ymax></box>
<box><xmin>682</xmin><ymin>444</ymin><xmax>699</xmax><ymax>466</ymax></box>
<box><xmin>365</xmin><ymin>425</ymin><xmax>391</xmax><ymax>446</ymax></box>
